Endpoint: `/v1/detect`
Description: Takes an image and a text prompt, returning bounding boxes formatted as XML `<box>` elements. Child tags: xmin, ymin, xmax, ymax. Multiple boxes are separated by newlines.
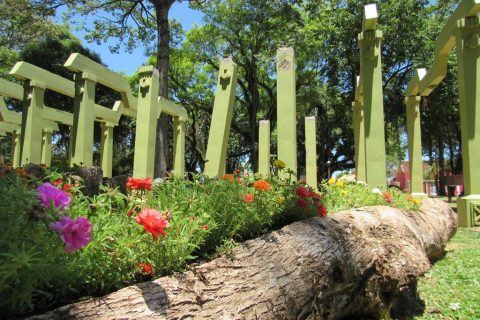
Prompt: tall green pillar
<box><xmin>358</xmin><ymin>29</ymin><xmax>387</xmax><ymax>187</ymax></box>
<box><xmin>71</xmin><ymin>72</ymin><xmax>96</xmax><ymax>167</ymax></box>
<box><xmin>20</xmin><ymin>80</ymin><xmax>45</xmax><ymax>165</ymax></box>
<box><xmin>204</xmin><ymin>57</ymin><xmax>238</xmax><ymax>177</ymax></box>
<box><xmin>173</xmin><ymin>117</ymin><xmax>185</xmax><ymax>177</ymax></box>
<box><xmin>456</xmin><ymin>16</ymin><xmax>480</xmax><ymax>227</ymax></box>
<box><xmin>305</xmin><ymin>116</ymin><xmax>317</xmax><ymax>190</ymax></box>
<box><xmin>276</xmin><ymin>47</ymin><xmax>297</xmax><ymax>179</ymax></box>
<box><xmin>258</xmin><ymin>120</ymin><xmax>270</xmax><ymax>176</ymax></box>
<box><xmin>352</xmin><ymin>101</ymin><xmax>366</xmax><ymax>182</ymax></box>
<box><xmin>12</xmin><ymin>130</ymin><xmax>20</xmax><ymax>167</ymax></box>
<box><xmin>405</xmin><ymin>96</ymin><xmax>426</xmax><ymax>197</ymax></box>
<box><xmin>40</xmin><ymin>128</ymin><xmax>54</xmax><ymax>167</ymax></box>
<box><xmin>133</xmin><ymin>66</ymin><xmax>160</xmax><ymax>179</ymax></box>
<box><xmin>100</xmin><ymin>122</ymin><xmax>115</xmax><ymax>178</ymax></box>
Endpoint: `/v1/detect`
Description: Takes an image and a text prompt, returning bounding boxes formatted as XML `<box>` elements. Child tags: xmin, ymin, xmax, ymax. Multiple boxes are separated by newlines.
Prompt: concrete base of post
<box><xmin>457</xmin><ymin>195</ymin><xmax>480</xmax><ymax>227</ymax></box>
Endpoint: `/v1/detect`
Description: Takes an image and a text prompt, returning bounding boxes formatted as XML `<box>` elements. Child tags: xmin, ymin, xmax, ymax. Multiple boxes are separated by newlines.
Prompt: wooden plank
<box><xmin>0</xmin><ymin>121</ymin><xmax>20</xmax><ymax>132</ymax></box>
<box><xmin>93</xmin><ymin>103</ymin><xmax>123</xmax><ymax>124</ymax></box>
<box><xmin>405</xmin><ymin>68</ymin><xmax>426</xmax><ymax>96</ymax></box>
<box><xmin>64</xmin><ymin>53</ymin><xmax>138</xmax><ymax>110</ymax></box>
<box><xmin>43</xmin><ymin>106</ymin><xmax>74</xmax><ymax>126</ymax></box>
<box><xmin>9</xmin><ymin>62</ymin><xmax>75</xmax><ymax>97</ymax></box>
<box><xmin>0</xmin><ymin>78</ymin><xmax>23</xmax><ymax>100</ymax></box>
<box><xmin>158</xmin><ymin>96</ymin><xmax>188</xmax><ymax>119</ymax></box>
<box><xmin>0</xmin><ymin>100</ymin><xmax>21</xmax><ymax>124</ymax></box>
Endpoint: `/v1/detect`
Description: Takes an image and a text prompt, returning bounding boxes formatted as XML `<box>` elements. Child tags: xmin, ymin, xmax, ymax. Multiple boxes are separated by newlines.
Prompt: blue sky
<box><xmin>61</xmin><ymin>2</ymin><xmax>204</xmax><ymax>76</ymax></box>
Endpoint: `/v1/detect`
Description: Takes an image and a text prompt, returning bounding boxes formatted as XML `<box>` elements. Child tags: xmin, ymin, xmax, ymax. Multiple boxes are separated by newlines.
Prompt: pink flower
<box><xmin>37</xmin><ymin>182</ymin><xmax>71</xmax><ymax>211</ymax></box>
<box><xmin>201</xmin><ymin>224</ymin><xmax>209</xmax><ymax>230</ymax></box>
<box><xmin>135</xmin><ymin>208</ymin><xmax>170</xmax><ymax>240</ymax></box>
<box><xmin>243</xmin><ymin>193</ymin><xmax>254</xmax><ymax>203</ymax></box>
<box><xmin>50</xmin><ymin>216</ymin><xmax>92</xmax><ymax>253</ymax></box>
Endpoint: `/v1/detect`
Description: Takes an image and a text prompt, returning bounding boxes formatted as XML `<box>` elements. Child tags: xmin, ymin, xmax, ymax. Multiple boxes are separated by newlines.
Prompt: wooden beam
<box><xmin>64</xmin><ymin>53</ymin><xmax>138</xmax><ymax>110</ymax></box>
<box><xmin>9</xmin><ymin>62</ymin><xmax>75</xmax><ymax>97</ymax></box>
<box><xmin>158</xmin><ymin>96</ymin><xmax>188</xmax><ymax>119</ymax></box>
<box><xmin>405</xmin><ymin>68</ymin><xmax>426</xmax><ymax>97</ymax></box>
<box><xmin>43</xmin><ymin>106</ymin><xmax>74</xmax><ymax>126</ymax></box>
<box><xmin>0</xmin><ymin>78</ymin><xmax>23</xmax><ymax>101</ymax></box>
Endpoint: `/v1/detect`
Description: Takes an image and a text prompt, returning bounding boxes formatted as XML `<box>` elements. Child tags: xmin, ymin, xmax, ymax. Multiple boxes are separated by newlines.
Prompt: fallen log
<box><xmin>28</xmin><ymin>198</ymin><xmax>456</xmax><ymax>320</ymax></box>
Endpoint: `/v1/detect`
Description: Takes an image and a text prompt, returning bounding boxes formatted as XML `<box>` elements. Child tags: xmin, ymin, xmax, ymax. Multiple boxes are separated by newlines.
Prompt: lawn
<box><xmin>416</xmin><ymin>228</ymin><xmax>480</xmax><ymax>319</ymax></box>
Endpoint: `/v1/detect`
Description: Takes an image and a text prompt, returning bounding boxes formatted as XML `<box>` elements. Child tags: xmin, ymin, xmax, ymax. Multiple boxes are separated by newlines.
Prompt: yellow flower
<box><xmin>412</xmin><ymin>198</ymin><xmax>421</xmax><ymax>206</ymax></box>
<box><xmin>340</xmin><ymin>190</ymin><xmax>347</xmax><ymax>195</ymax></box>
<box><xmin>275</xmin><ymin>196</ymin><xmax>286</xmax><ymax>204</ymax></box>
<box><xmin>273</xmin><ymin>159</ymin><xmax>286</xmax><ymax>169</ymax></box>
<box><xmin>328</xmin><ymin>178</ymin><xmax>336</xmax><ymax>185</ymax></box>
<box><xmin>336</xmin><ymin>180</ymin><xmax>345</xmax><ymax>188</ymax></box>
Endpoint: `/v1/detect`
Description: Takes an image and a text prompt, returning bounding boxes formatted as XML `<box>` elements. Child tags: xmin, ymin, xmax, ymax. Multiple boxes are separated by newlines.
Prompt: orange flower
<box><xmin>383</xmin><ymin>192</ymin><xmax>392</xmax><ymax>204</ymax></box>
<box><xmin>201</xmin><ymin>224</ymin><xmax>209</xmax><ymax>230</ymax></box>
<box><xmin>127</xmin><ymin>177</ymin><xmax>152</xmax><ymax>191</ymax></box>
<box><xmin>243</xmin><ymin>193</ymin><xmax>254</xmax><ymax>203</ymax></box>
<box><xmin>222</xmin><ymin>174</ymin><xmax>235</xmax><ymax>182</ymax></box>
<box><xmin>253</xmin><ymin>179</ymin><xmax>271</xmax><ymax>191</ymax></box>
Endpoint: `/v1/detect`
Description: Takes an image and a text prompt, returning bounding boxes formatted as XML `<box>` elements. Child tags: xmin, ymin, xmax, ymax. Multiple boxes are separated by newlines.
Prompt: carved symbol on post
<box><xmin>220</xmin><ymin>68</ymin><xmax>232</xmax><ymax>90</ymax></box>
<box><xmin>278</xmin><ymin>56</ymin><xmax>290</xmax><ymax>71</ymax></box>
<box><xmin>139</xmin><ymin>76</ymin><xmax>151</xmax><ymax>98</ymax></box>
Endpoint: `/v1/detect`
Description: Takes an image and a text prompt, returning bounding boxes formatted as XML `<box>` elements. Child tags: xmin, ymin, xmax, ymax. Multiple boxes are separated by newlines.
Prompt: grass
<box><xmin>416</xmin><ymin>228</ymin><xmax>480</xmax><ymax>319</ymax></box>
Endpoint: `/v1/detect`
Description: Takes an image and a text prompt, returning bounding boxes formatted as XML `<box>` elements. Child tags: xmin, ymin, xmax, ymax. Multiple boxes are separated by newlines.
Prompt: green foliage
<box><xmin>417</xmin><ymin>229</ymin><xmax>480</xmax><ymax>319</ymax></box>
<box><xmin>320</xmin><ymin>177</ymin><xmax>420</xmax><ymax>214</ymax></box>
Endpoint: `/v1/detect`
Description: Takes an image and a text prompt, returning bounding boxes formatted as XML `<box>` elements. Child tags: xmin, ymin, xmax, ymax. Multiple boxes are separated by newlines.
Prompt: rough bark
<box><xmin>28</xmin><ymin>198</ymin><xmax>456</xmax><ymax>320</ymax></box>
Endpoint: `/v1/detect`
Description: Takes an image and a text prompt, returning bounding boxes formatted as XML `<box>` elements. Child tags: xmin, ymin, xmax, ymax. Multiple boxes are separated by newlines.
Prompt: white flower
<box><xmin>372</xmin><ymin>187</ymin><xmax>382</xmax><ymax>195</ymax></box>
<box><xmin>449</xmin><ymin>303</ymin><xmax>460</xmax><ymax>311</ymax></box>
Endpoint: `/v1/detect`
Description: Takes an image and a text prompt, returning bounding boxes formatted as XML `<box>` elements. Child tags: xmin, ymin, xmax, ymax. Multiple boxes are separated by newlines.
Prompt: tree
<box><xmin>53</xmin><ymin>0</ymin><xmax>204</xmax><ymax>177</ymax></box>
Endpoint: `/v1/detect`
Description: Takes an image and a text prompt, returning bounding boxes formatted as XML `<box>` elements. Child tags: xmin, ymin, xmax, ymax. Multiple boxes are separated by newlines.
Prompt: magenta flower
<box><xmin>37</xmin><ymin>182</ymin><xmax>71</xmax><ymax>211</ymax></box>
<box><xmin>50</xmin><ymin>216</ymin><xmax>93</xmax><ymax>253</ymax></box>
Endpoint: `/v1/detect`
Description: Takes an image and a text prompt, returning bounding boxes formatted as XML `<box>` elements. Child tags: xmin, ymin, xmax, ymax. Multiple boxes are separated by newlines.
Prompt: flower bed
<box><xmin>0</xmin><ymin>164</ymin><xmax>419</xmax><ymax>317</ymax></box>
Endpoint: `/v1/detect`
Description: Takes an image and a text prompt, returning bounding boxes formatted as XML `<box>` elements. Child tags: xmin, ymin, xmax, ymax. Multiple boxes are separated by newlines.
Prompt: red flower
<box><xmin>317</xmin><ymin>204</ymin><xmax>328</xmax><ymax>218</ymax></box>
<box><xmin>138</xmin><ymin>263</ymin><xmax>153</xmax><ymax>274</ymax></box>
<box><xmin>296</xmin><ymin>186</ymin><xmax>311</xmax><ymax>199</ymax></box>
<box><xmin>310</xmin><ymin>192</ymin><xmax>322</xmax><ymax>201</ymax></box>
<box><xmin>383</xmin><ymin>192</ymin><xmax>392</xmax><ymax>204</ymax></box>
<box><xmin>201</xmin><ymin>224</ymin><xmax>209</xmax><ymax>230</ymax></box>
<box><xmin>236</xmin><ymin>177</ymin><xmax>244</xmax><ymax>184</ymax></box>
<box><xmin>253</xmin><ymin>180</ymin><xmax>271</xmax><ymax>191</ymax></box>
<box><xmin>128</xmin><ymin>210</ymin><xmax>134</xmax><ymax>217</ymax></box>
<box><xmin>127</xmin><ymin>178</ymin><xmax>152</xmax><ymax>191</ymax></box>
<box><xmin>243</xmin><ymin>193</ymin><xmax>254</xmax><ymax>203</ymax></box>
<box><xmin>235</xmin><ymin>168</ymin><xmax>241</xmax><ymax>174</ymax></box>
<box><xmin>297</xmin><ymin>198</ymin><xmax>308</xmax><ymax>209</ymax></box>
<box><xmin>135</xmin><ymin>208</ymin><xmax>170</xmax><ymax>240</ymax></box>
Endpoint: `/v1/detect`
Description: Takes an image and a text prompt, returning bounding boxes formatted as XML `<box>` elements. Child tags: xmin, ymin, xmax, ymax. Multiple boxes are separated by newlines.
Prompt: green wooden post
<box><xmin>68</xmin><ymin>126</ymin><xmax>73</xmax><ymax>167</ymax></box>
<box><xmin>133</xmin><ymin>66</ymin><xmax>160</xmax><ymax>178</ymax></box>
<box><xmin>276</xmin><ymin>47</ymin><xmax>297</xmax><ymax>178</ymax></box>
<box><xmin>352</xmin><ymin>101</ymin><xmax>366</xmax><ymax>182</ymax></box>
<box><xmin>12</xmin><ymin>130</ymin><xmax>20</xmax><ymax>167</ymax></box>
<box><xmin>358</xmin><ymin>4</ymin><xmax>387</xmax><ymax>187</ymax></box>
<box><xmin>305</xmin><ymin>116</ymin><xmax>317</xmax><ymax>190</ymax></box>
<box><xmin>100</xmin><ymin>122</ymin><xmax>115</xmax><ymax>178</ymax></box>
<box><xmin>204</xmin><ymin>57</ymin><xmax>238</xmax><ymax>177</ymax></box>
<box><xmin>456</xmin><ymin>16</ymin><xmax>480</xmax><ymax>227</ymax></box>
<box><xmin>20</xmin><ymin>80</ymin><xmax>45</xmax><ymax>165</ymax></box>
<box><xmin>405</xmin><ymin>96</ymin><xmax>426</xmax><ymax>197</ymax></box>
<box><xmin>71</xmin><ymin>73</ymin><xmax>96</xmax><ymax>167</ymax></box>
<box><xmin>173</xmin><ymin>117</ymin><xmax>185</xmax><ymax>177</ymax></box>
<box><xmin>258</xmin><ymin>120</ymin><xmax>270</xmax><ymax>176</ymax></box>
<box><xmin>40</xmin><ymin>128</ymin><xmax>54</xmax><ymax>166</ymax></box>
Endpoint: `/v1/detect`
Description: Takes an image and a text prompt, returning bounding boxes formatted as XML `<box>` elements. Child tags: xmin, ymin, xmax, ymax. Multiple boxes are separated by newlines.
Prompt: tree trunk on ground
<box><xmin>28</xmin><ymin>198</ymin><xmax>456</xmax><ymax>320</ymax></box>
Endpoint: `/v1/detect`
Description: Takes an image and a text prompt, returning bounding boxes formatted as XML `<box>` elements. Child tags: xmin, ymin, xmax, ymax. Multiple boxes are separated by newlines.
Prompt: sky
<box><xmin>60</xmin><ymin>2</ymin><xmax>204</xmax><ymax>76</ymax></box>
